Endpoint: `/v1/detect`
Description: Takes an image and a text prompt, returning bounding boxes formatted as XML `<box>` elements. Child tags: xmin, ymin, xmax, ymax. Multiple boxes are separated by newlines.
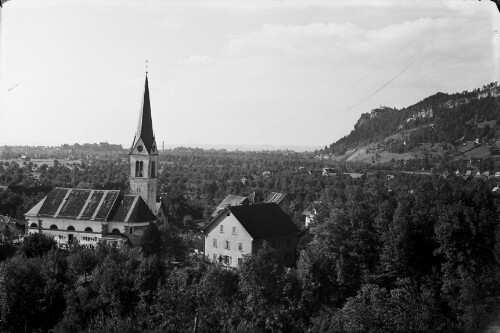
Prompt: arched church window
<box><xmin>30</xmin><ymin>223</ymin><xmax>38</xmax><ymax>228</ymax></box>
<box><xmin>111</xmin><ymin>228</ymin><xmax>120</xmax><ymax>235</ymax></box>
<box><xmin>139</xmin><ymin>161</ymin><xmax>144</xmax><ymax>177</ymax></box>
<box><xmin>67</xmin><ymin>226</ymin><xmax>75</xmax><ymax>231</ymax></box>
<box><xmin>85</xmin><ymin>227</ymin><xmax>93</xmax><ymax>232</ymax></box>
<box><xmin>50</xmin><ymin>225</ymin><xmax>58</xmax><ymax>230</ymax></box>
<box><xmin>135</xmin><ymin>161</ymin><xmax>140</xmax><ymax>177</ymax></box>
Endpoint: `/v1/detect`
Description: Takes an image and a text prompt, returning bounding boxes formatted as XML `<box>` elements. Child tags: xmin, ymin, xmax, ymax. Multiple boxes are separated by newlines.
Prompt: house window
<box><xmin>224</xmin><ymin>240</ymin><xmax>230</xmax><ymax>250</ymax></box>
<box><xmin>223</xmin><ymin>255</ymin><xmax>231</xmax><ymax>265</ymax></box>
<box><xmin>151</xmin><ymin>161</ymin><xmax>156</xmax><ymax>178</ymax></box>
<box><xmin>220</xmin><ymin>225</ymin><xmax>224</xmax><ymax>233</ymax></box>
<box><xmin>238</xmin><ymin>243</ymin><xmax>243</xmax><ymax>251</ymax></box>
<box><xmin>238</xmin><ymin>258</ymin><xmax>243</xmax><ymax>266</ymax></box>
<box><xmin>135</xmin><ymin>161</ymin><xmax>140</xmax><ymax>177</ymax></box>
<box><xmin>139</xmin><ymin>161</ymin><xmax>144</xmax><ymax>177</ymax></box>
<box><xmin>232</xmin><ymin>226</ymin><xmax>237</xmax><ymax>234</ymax></box>
<box><xmin>213</xmin><ymin>253</ymin><xmax>217</xmax><ymax>262</ymax></box>
<box><xmin>129</xmin><ymin>227</ymin><xmax>133</xmax><ymax>234</ymax></box>
<box><xmin>213</xmin><ymin>238</ymin><xmax>217</xmax><ymax>248</ymax></box>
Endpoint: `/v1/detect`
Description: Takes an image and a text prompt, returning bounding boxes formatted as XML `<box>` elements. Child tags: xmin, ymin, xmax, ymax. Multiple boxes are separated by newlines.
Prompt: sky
<box><xmin>0</xmin><ymin>0</ymin><xmax>499</xmax><ymax>149</ymax></box>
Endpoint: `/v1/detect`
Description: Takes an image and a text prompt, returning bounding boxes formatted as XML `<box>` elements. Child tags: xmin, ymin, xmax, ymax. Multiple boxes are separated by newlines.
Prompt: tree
<box><xmin>18</xmin><ymin>232</ymin><xmax>57</xmax><ymax>258</ymax></box>
<box><xmin>67</xmin><ymin>246</ymin><xmax>98</xmax><ymax>283</ymax></box>
<box><xmin>140</xmin><ymin>222</ymin><xmax>162</xmax><ymax>257</ymax></box>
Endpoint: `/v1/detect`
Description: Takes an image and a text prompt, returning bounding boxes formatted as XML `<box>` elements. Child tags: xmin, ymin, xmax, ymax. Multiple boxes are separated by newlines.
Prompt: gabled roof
<box><xmin>264</xmin><ymin>192</ymin><xmax>287</xmax><ymax>204</ymax></box>
<box><xmin>302</xmin><ymin>203</ymin><xmax>318</xmax><ymax>216</ymax></box>
<box><xmin>131</xmin><ymin>75</ymin><xmax>155</xmax><ymax>153</ymax></box>
<box><xmin>211</xmin><ymin>194</ymin><xmax>249</xmax><ymax>218</ymax></box>
<box><xmin>205</xmin><ymin>203</ymin><xmax>299</xmax><ymax>239</ymax></box>
<box><xmin>156</xmin><ymin>198</ymin><xmax>169</xmax><ymax>217</ymax></box>
<box><xmin>24</xmin><ymin>187</ymin><xmax>156</xmax><ymax>223</ymax></box>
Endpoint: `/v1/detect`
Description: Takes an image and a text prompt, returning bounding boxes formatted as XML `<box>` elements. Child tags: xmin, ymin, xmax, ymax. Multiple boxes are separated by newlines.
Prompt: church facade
<box><xmin>24</xmin><ymin>75</ymin><xmax>159</xmax><ymax>247</ymax></box>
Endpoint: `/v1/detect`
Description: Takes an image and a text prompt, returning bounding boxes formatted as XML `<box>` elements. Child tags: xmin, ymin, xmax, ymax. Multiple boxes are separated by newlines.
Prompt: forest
<box><xmin>0</xmin><ymin>148</ymin><xmax>500</xmax><ymax>332</ymax></box>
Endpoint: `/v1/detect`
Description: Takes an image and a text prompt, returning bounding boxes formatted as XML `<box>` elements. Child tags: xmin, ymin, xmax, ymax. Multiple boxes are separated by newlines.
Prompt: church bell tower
<box><xmin>129</xmin><ymin>74</ymin><xmax>159</xmax><ymax>214</ymax></box>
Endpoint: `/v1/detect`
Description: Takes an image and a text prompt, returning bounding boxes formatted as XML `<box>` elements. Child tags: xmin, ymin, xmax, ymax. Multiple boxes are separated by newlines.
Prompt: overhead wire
<box><xmin>245</xmin><ymin>33</ymin><xmax>434</xmax><ymax>144</ymax></box>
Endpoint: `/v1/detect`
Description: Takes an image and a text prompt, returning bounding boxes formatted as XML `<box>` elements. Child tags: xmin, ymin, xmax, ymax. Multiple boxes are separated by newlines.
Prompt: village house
<box><xmin>203</xmin><ymin>203</ymin><xmax>299</xmax><ymax>268</ymax></box>
<box><xmin>322</xmin><ymin>167</ymin><xmax>337</xmax><ymax>176</ymax></box>
<box><xmin>302</xmin><ymin>202</ymin><xmax>318</xmax><ymax>228</ymax></box>
<box><xmin>211</xmin><ymin>193</ymin><xmax>255</xmax><ymax>218</ymax></box>
<box><xmin>264</xmin><ymin>192</ymin><xmax>290</xmax><ymax>210</ymax></box>
<box><xmin>240</xmin><ymin>175</ymin><xmax>254</xmax><ymax>185</ymax></box>
<box><xmin>24</xmin><ymin>74</ymin><xmax>161</xmax><ymax>247</ymax></box>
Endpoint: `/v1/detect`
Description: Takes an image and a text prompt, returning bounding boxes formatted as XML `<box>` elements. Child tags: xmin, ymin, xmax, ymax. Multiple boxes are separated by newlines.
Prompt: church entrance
<box><xmin>68</xmin><ymin>234</ymin><xmax>74</xmax><ymax>244</ymax></box>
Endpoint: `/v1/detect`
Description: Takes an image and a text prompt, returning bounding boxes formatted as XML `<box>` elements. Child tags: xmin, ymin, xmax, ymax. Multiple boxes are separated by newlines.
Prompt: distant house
<box><xmin>441</xmin><ymin>170</ymin><xmax>452</xmax><ymax>179</ymax></box>
<box><xmin>495</xmin><ymin>172</ymin><xmax>500</xmax><ymax>178</ymax></box>
<box><xmin>240</xmin><ymin>175</ymin><xmax>254</xmax><ymax>185</ymax></box>
<box><xmin>25</xmin><ymin>188</ymin><xmax>157</xmax><ymax>248</ymax></box>
<box><xmin>262</xmin><ymin>170</ymin><xmax>274</xmax><ymax>177</ymax></box>
<box><xmin>302</xmin><ymin>203</ymin><xmax>318</xmax><ymax>228</ymax></box>
<box><xmin>202</xmin><ymin>203</ymin><xmax>299</xmax><ymax>268</ymax></box>
<box><xmin>211</xmin><ymin>194</ymin><xmax>253</xmax><ymax>218</ymax></box>
<box><xmin>344</xmin><ymin>172</ymin><xmax>365</xmax><ymax>179</ymax></box>
<box><xmin>461</xmin><ymin>174</ymin><xmax>473</xmax><ymax>181</ymax></box>
<box><xmin>322</xmin><ymin>168</ymin><xmax>337</xmax><ymax>176</ymax></box>
<box><xmin>492</xmin><ymin>185</ymin><xmax>500</xmax><ymax>194</ymax></box>
<box><xmin>264</xmin><ymin>192</ymin><xmax>290</xmax><ymax>210</ymax></box>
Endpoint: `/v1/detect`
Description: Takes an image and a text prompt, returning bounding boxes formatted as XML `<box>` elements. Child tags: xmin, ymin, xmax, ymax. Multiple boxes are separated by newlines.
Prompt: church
<box><xmin>25</xmin><ymin>75</ymin><xmax>160</xmax><ymax>247</ymax></box>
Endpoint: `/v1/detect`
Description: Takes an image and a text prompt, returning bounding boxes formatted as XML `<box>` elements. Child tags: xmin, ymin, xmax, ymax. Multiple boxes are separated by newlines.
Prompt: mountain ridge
<box><xmin>321</xmin><ymin>82</ymin><xmax>500</xmax><ymax>165</ymax></box>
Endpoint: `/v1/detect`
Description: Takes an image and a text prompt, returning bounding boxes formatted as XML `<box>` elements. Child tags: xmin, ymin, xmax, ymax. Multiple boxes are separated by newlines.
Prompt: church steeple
<box><xmin>133</xmin><ymin>75</ymin><xmax>155</xmax><ymax>153</ymax></box>
<box><xmin>129</xmin><ymin>74</ymin><xmax>159</xmax><ymax>214</ymax></box>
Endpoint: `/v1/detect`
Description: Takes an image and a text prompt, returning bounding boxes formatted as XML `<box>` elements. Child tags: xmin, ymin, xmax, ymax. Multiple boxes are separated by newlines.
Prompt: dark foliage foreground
<box><xmin>0</xmin><ymin>175</ymin><xmax>499</xmax><ymax>332</ymax></box>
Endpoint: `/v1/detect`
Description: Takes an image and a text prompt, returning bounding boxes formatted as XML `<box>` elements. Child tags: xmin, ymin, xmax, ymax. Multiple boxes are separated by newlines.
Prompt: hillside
<box><xmin>322</xmin><ymin>82</ymin><xmax>500</xmax><ymax>165</ymax></box>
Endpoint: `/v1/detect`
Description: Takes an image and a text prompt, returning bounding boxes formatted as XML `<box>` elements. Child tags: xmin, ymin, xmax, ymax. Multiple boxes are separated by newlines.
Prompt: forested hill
<box><xmin>324</xmin><ymin>82</ymin><xmax>500</xmax><ymax>160</ymax></box>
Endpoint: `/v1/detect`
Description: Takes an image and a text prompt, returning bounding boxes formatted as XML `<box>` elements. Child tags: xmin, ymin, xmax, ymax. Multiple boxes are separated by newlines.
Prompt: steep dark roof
<box><xmin>25</xmin><ymin>187</ymin><xmax>156</xmax><ymax>223</ymax></box>
<box><xmin>224</xmin><ymin>203</ymin><xmax>299</xmax><ymax>239</ymax></box>
<box><xmin>110</xmin><ymin>195</ymin><xmax>157</xmax><ymax>222</ymax></box>
<box><xmin>132</xmin><ymin>75</ymin><xmax>155</xmax><ymax>153</ymax></box>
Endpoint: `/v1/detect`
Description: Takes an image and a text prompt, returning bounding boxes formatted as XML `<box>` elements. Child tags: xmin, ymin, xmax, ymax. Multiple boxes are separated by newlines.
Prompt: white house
<box><xmin>203</xmin><ymin>203</ymin><xmax>299</xmax><ymax>268</ymax></box>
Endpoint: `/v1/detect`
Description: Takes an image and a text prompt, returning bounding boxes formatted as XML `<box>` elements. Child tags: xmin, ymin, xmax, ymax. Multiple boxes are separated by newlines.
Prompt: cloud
<box><xmin>178</xmin><ymin>55</ymin><xmax>214</xmax><ymax>66</ymax></box>
<box><xmin>223</xmin><ymin>15</ymin><xmax>491</xmax><ymax>68</ymax></box>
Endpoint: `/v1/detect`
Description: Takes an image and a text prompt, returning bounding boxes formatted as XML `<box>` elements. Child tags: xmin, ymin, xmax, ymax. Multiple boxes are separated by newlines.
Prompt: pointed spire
<box><xmin>135</xmin><ymin>75</ymin><xmax>155</xmax><ymax>152</ymax></box>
